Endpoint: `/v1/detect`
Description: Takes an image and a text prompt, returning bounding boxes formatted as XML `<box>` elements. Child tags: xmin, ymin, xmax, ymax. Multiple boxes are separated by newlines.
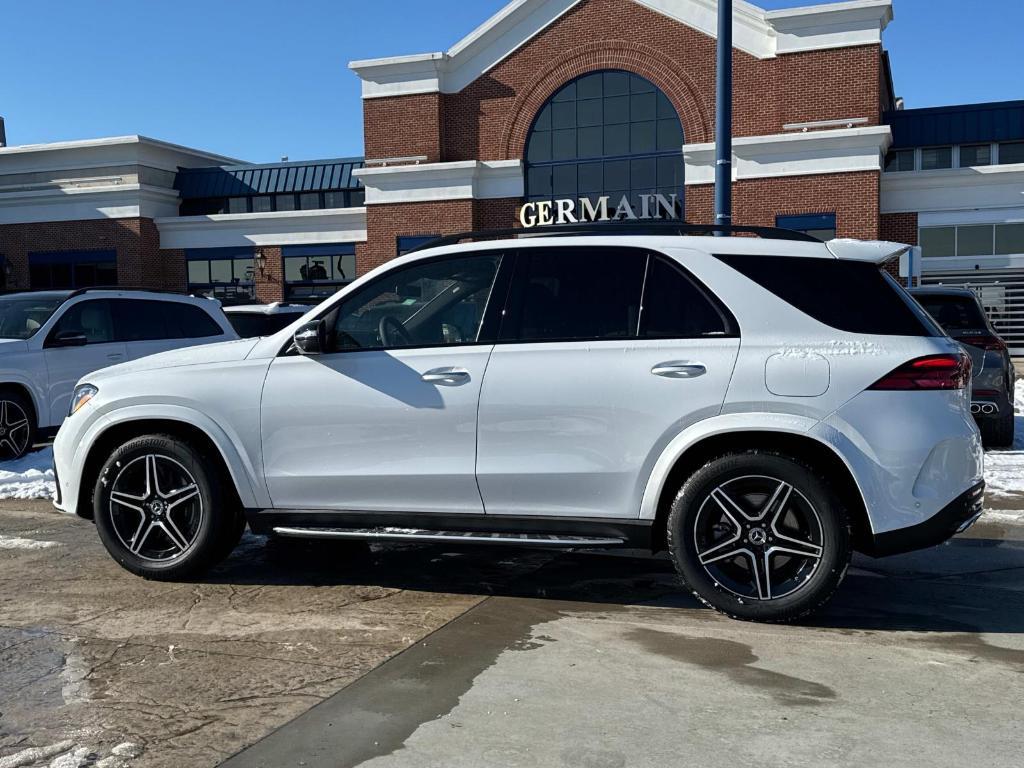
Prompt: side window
<box><xmin>639</xmin><ymin>256</ymin><xmax>734</xmax><ymax>338</ymax></box>
<box><xmin>50</xmin><ymin>300</ymin><xmax>115</xmax><ymax>344</ymax></box>
<box><xmin>332</xmin><ymin>253</ymin><xmax>503</xmax><ymax>352</ymax></box>
<box><xmin>503</xmin><ymin>248</ymin><xmax>646</xmax><ymax>342</ymax></box>
<box><xmin>113</xmin><ymin>300</ymin><xmax>169</xmax><ymax>341</ymax></box>
<box><xmin>164</xmin><ymin>303</ymin><xmax>223</xmax><ymax>339</ymax></box>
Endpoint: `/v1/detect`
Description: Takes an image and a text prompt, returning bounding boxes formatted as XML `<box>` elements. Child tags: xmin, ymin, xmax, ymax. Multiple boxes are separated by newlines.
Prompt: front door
<box><xmin>476</xmin><ymin>247</ymin><xmax>740</xmax><ymax>519</ymax></box>
<box><xmin>261</xmin><ymin>250</ymin><xmax>508</xmax><ymax>514</ymax></box>
<box><xmin>42</xmin><ymin>298</ymin><xmax>126</xmax><ymax>426</ymax></box>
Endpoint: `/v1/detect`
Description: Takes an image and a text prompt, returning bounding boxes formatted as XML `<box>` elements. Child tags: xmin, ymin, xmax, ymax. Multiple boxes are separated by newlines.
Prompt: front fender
<box><xmin>637</xmin><ymin>412</ymin><xmax>849</xmax><ymax>520</ymax></box>
<box><xmin>55</xmin><ymin>403</ymin><xmax>267</xmax><ymax>517</ymax></box>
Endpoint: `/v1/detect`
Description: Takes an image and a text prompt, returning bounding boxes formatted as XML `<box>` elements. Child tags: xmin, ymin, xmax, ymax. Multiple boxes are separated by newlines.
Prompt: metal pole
<box><xmin>715</xmin><ymin>0</ymin><xmax>733</xmax><ymax>231</ymax></box>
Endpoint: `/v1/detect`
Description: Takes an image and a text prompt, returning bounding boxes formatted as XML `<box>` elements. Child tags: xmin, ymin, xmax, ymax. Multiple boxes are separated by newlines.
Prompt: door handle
<box><xmin>107</xmin><ymin>353</ymin><xmax>125</xmax><ymax>361</ymax></box>
<box><xmin>652</xmin><ymin>361</ymin><xmax>706</xmax><ymax>379</ymax></box>
<box><xmin>421</xmin><ymin>367</ymin><xmax>471</xmax><ymax>385</ymax></box>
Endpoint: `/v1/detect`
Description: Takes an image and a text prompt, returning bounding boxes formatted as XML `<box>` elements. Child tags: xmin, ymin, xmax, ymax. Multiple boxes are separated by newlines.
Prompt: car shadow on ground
<box><xmin>202</xmin><ymin>531</ymin><xmax>1024</xmax><ymax>636</ymax></box>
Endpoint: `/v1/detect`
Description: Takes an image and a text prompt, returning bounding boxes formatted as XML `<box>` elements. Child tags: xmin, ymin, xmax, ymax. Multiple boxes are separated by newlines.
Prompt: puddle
<box><xmin>628</xmin><ymin>627</ymin><xmax>837</xmax><ymax>706</ymax></box>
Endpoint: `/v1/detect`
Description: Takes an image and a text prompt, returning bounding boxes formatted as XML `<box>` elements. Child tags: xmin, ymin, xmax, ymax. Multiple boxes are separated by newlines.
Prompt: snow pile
<box><xmin>982</xmin><ymin>378</ymin><xmax>1024</xmax><ymax>507</ymax></box>
<box><xmin>0</xmin><ymin>446</ymin><xmax>55</xmax><ymax>500</ymax></box>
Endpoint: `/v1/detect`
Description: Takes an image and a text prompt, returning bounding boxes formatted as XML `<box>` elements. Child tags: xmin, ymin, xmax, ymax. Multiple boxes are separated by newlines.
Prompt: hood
<box><xmin>87</xmin><ymin>338</ymin><xmax>260</xmax><ymax>381</ymax></box>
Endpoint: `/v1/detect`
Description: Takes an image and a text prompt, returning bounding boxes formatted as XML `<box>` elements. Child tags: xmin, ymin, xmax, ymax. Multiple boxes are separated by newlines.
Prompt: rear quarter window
<box><xmin>714</xmin><ymin>254</ymin><xmax>939</xmax><ymax>337</ymax></box>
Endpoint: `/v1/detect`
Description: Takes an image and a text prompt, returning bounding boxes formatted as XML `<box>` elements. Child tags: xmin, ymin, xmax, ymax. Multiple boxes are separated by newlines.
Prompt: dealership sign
<box><xmin>520</xmin><ymin>193</ymin><xmax>681</xmax><ymax>228</ymax></box>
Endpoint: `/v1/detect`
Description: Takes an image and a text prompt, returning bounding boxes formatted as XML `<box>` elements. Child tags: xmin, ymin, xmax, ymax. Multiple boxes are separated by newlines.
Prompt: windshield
<box><xmin>0</xmin><ymin>295</ymin><xmax>66</xmax><ymax>339</ymax></box>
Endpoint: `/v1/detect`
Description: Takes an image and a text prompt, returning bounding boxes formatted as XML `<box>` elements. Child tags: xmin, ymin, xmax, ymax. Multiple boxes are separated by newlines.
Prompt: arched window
<box><xmin>525</xmin><ymin>70</ymin><xmax>685</xmax><ymax>213</ymax></box>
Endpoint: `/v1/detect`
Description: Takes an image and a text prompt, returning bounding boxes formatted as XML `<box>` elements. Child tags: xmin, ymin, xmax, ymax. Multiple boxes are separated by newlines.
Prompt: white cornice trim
<box><xmin>155</xmin><ymin>208</ymin><xmax>368</xmax><ymax>249</ymax></box>
<box><xmin>349</xmin><ymin>0</ymin><xmax>892</xmax><ymax>98</ymax></box>
<box><xmin>354</xmin><ymin>160</ymin><xmax>524</xmax><ymax>204</ymax></box>
<box><xmin>684</xmin><ymin>125</ymin><xmax>891</xmax><ymax>185</ymax></box>
<box><xmin>0</xmin><ymin>135</ymin><xmax>242</xmax><ymax>176</ymax></box>
<box><xmin>0</xmin><ymin>183</ymin><xmax>181</xmax><ymax>224</ymax></box>
<box><xmin>881</xmin><ymin>164</ymin><xmax>1024</xmax><ymax>214</ymax></box>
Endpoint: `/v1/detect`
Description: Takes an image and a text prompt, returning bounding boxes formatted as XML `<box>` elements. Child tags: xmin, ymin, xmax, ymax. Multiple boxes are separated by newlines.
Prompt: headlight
<box><xmin>69</xmin><ymin>384</ymin><xmax>98</xmax><ymax>416</ymax></box>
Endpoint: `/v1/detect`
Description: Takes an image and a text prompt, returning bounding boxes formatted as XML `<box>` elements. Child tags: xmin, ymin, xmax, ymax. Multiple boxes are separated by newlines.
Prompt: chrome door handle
<box><xmin>652</xmin><ymin>361</ymin><xmax>706</xmax><ymax>379</ymax></box>
<box><xmin>421</xmin><ymin>367</ymin><xmax>471</xmax><ymax>385</ymax></box>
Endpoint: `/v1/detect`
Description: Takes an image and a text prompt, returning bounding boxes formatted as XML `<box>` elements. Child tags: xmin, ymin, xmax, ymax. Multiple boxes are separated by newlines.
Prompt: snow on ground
<box><xmin>0</xmin><ymin>445</ymin><xmax>55</xmax><ymax>500</ymax></box>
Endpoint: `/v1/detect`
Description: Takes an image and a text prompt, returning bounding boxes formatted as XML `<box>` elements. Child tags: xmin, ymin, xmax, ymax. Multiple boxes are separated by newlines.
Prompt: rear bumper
<box><xmin>864</xmin><ymin>481</ymin><xmax>985</xmax><ymax>557</ymax></box>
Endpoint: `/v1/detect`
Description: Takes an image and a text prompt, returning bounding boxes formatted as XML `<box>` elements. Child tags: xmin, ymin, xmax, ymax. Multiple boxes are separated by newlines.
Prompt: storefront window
<box><xmin>776</xmin><ymin>214</ymin><xmax>836</xmax><ymax>241</ymax></box>
<box><xmin>397</xmin><ymin>235</ymin><xmax>440</xmax><ymax>256</ymax></box>
<box><xmin>525</xmin><ymin>70</ymin><xmax>684</xmax><ymax>213</ymax></box>
<box><xmin>28</xmin><ymin>250</ymin><xmax>117</xmax><ymax>290</ymax></box>
<box><xmin>283</xmin><ymin>244</ymin><xmax>356</xmax><ymax>302</ymax></box>
<box><xmin>186</xmin><ymin>247</ymin><xmax>255</xmax><ymax>304</ymax></box>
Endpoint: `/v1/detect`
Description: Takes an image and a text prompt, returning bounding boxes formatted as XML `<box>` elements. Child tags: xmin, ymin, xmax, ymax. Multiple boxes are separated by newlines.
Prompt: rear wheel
<box><xmin>0</xmin><ymin>389</ymin><xmax>35</xmax><ymax>460</ymax></box>
<box><xmin>93</xmin><ymin>434</ymin><xmax>233</xmax><ymax>580</ymax></box>
<box><xmin>981</xmin><ymin>413</ymin><xmax>1015</xmax><ymax>449</ymax></box>
<box><xmin>667</xmin><ymin>452</ymin><xmax>851</xmax><ymax>622</ymax></box>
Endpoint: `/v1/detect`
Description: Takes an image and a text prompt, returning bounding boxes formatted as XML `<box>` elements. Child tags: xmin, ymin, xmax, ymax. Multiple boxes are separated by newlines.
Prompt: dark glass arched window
<box><xmin>525</xmin><ymin>70</ymin><xmax>685</xmax><ymax>211</ymax></box>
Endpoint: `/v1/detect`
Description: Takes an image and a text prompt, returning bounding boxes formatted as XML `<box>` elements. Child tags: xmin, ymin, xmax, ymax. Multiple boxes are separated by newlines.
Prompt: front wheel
<box><xmin>667</xmin><ymin>452</ymin><xmax>851</xmax><ymax>622</ymax></box>
<box><xmin>93</xmin><ymin>434</ymin><xmax>233</xmax><ymax>580</ymax></box>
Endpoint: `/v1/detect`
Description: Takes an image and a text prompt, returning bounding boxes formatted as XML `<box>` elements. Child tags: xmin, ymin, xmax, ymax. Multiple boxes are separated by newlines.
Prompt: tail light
<box><xmin>869</xmin><ymin>354</ymin><xmax>971</xmax><ymax>391</ymax></box>
<box><xmin>954</xmin><ymin>334</ymin><xmax>1006</xmax><ymax>352</ymax></box>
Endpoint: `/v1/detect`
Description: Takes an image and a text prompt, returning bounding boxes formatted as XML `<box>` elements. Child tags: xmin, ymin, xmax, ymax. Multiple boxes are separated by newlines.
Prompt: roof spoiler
<box><xmin>826</xmin><ymin>238</ymin><xmax>912</xmax><ymax>264</ymax></box>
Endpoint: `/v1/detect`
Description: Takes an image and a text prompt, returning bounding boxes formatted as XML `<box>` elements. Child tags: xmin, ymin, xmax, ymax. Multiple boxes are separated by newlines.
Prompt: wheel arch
<box><xmin>75</xmin><ymin>416</ymin><xmax>256</xmax><ymax>521</ymax></box>
<box><xmin>645</xmin><ymin>429</ymin><xmax>871</xmax><ymax>554</ymax></box>
<box><xmin>0</xmin><ymin>380</ymin><xmax>40</xmax><ymax>427</ymax></box>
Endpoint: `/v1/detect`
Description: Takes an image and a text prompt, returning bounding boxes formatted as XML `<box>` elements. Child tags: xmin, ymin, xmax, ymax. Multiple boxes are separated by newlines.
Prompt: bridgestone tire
<box><xmin>93</xmin><ymin>434</ymin><xmax>231</xmax><ymax>581</ymax></box>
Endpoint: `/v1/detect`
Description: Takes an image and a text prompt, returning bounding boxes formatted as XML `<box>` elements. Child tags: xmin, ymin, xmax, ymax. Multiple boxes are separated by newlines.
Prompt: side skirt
<box><xmin>246</xmin><ymin>509</ymin><xmax>654</xmax><ymax>550</ymax></box>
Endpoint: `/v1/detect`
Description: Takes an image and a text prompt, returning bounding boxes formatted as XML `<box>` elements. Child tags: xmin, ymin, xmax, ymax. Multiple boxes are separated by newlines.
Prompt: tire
<box><xmin>666</xmin><ymin>452</ymin><xmax>851</xmax><ymax>623</ymax></box>
<box><xmin>980</xmin><ymin>413</ymin><xmax>1015</xmax><ymax>449</ymax></box>
<box><xmin>0</xmin><ymin>388</ymin><xmax>36</xmax><ymax>460</ymax></box>
<box><xmin>93</xmin><ymin>434</ymin><xmax>232</xmax><ymax>580</ymax></box>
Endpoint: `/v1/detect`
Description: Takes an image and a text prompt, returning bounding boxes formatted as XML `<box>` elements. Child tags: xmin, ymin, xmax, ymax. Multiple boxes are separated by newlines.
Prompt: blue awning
<box><xmin>176</xmin><ymin>157</ymin><xmax>364</xmax><ymax>199</ymax></box>
<box><xmin>885</xmin><ymin>101</ymin><xmax>1024</xmax><ymax>149</ymax></box>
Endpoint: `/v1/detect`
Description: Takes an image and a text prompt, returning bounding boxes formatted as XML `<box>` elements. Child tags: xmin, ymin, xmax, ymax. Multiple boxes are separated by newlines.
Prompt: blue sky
<box><xmin>1</xmin><ymin>0</ymin><xmax>1021</xmax><ymax>162</ymax></box>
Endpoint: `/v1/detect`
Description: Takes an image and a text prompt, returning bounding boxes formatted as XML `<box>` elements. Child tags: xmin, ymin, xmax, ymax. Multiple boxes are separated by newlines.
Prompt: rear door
<box><xmin>475</xmin><ymin>247</ymin><xmax>740</xmax><ymax>519</ymax></box>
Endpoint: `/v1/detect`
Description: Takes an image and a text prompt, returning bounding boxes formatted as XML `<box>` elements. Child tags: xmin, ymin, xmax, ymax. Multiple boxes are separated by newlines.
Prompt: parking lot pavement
<box><xmin>0</xmin><ymin>501</ymin><xmax>550</xmax><ymax>768</ymax></box>
<box><xmin>5</xmin><ymin>501</ymin><xmax>1024</xmax><ymax>768</ymax></box>
<box><xmin>226</xmin><ymin>519</ymin><xmax>1024</xmax><ymax>768</ymax></box>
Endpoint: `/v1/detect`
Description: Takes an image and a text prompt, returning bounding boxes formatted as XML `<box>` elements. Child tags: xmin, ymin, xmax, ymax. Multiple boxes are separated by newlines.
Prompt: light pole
<box><xmin>715</xmin><ymin>0</ymin><xmax>733</xmax><ymax>231</ymax></box>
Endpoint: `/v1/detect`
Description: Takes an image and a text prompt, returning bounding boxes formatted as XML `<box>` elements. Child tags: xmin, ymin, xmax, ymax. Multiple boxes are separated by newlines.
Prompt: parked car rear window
<box><xmin>229</xmin><ymin>312</ymin><xmax>303</xmax><ymax>338</ymax></box>
<box><xmin>913</xmin><ymin>294</ymin><xmax>987</xmax><ymax>332</ymax></box>
<box><xmin>714</xmin><ymin>254</ymin><xmax>939</xmax><ymax>337</ymax></box>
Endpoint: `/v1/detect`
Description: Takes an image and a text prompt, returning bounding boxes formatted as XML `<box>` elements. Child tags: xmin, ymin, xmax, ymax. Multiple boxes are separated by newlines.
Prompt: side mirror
<box><xmin>49</xmin><ymin>330</ymin><xmax>88</xmax><ymax>348</ymax></box>
<box><xmin>293</xmin><ymin>320</ymin><xmax>327</xmax><ymax>355</ymax></box>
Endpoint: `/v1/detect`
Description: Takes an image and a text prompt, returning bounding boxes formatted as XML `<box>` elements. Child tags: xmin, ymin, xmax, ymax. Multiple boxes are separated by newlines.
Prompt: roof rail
<box><xmin>66</xmin><ymin>286</ymin><xmax>190</xmax><ymax>299</ymax></box>
<box><xmin>407</xmin><ymin>221</ymin><xmax>821</xmax><ymax>253</ymax></box>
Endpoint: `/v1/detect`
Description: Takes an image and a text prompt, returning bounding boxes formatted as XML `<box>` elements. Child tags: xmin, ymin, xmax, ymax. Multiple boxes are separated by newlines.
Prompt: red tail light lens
<box><xmin>869</xmin><ymin>354</ymin><xmax>971</xmax><ymax>391</ymax></box>
<box><xmin>954</xmin><ymin>334</ymin><xmax>1006</xmax><ymax>352</ymax></box>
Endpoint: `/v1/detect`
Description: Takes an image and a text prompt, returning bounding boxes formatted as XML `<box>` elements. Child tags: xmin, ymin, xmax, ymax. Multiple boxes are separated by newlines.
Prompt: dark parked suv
<box><xmin>910</xmin><ymin>287</ymin><xmax>1016</xmax><ymax>447</ymax></box>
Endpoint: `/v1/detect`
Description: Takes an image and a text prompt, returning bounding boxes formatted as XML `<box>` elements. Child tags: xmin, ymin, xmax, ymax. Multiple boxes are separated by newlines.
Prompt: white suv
<box><xmin>0</xmin><ymin>288</ymin><xmax>237</xmax><ymax>458</ymax></box>
<box><xmin>52</xmin><ymin>227</ymin><xmax>984</xmax><ymax>622</ymax></box>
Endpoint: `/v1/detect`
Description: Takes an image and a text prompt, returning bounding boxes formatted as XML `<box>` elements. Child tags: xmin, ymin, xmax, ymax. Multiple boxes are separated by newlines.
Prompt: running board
<box><xmin>271</xmin><ymin>526</ymin><xmax>627</xmax><ymax>547</ymax></box>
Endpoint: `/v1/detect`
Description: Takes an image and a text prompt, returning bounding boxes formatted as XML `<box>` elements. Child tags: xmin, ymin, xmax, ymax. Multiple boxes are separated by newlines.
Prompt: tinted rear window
<box><xmin>913</xmin><ymin>294</ymin><xmax>987</xmax><ymax>332</ymax></box>
<box><xmin>714</xmin><ymin>254</ymin><xmax>938</xmax><ymax>337</ymax></box>
<box><xmin>228</xmin><ymin>312</ymin><xmax>301</xmax><ymax>338</ymax></box>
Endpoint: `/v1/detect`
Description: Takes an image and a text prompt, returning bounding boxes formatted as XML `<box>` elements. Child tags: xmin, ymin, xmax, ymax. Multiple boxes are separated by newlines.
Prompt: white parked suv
<box><xmin>52</xmin><ymin>226</ymin><xmax>985</xmax><ymax>622</ymax></box>
<box><xmin>0</xmin><ymin>288</ymin><xmax>237</xmax><ymax>458</ymax></box>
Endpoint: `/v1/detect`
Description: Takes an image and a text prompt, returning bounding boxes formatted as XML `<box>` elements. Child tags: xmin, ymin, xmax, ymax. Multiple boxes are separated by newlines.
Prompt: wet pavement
<box><xmin>3</xmin><ymin>500</ymin><xmax>1024</xmax><ymax>768</ymax></box>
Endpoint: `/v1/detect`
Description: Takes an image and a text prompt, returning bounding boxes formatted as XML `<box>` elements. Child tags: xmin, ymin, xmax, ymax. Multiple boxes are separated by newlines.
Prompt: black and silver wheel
<box><xmin>667</xmin><ymin>452</ymin><xmax>851</xmax><ymax>622</ymax></box>
<box><xmin>93</xmin><ymin>434</ymin><xmax>234</xmax><ymax>580</ymax></box>
<box><xmin>0</xmin><ymin>389</ymin><xmax>35</xmax><ymax>460</ymax></box>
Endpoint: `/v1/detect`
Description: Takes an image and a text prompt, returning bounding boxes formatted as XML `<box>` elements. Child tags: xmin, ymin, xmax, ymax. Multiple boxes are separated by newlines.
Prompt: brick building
<box><xmin>1</xmin><ymin>0</ymin><xmax>1023</xmax><ymax>349</ymax></box>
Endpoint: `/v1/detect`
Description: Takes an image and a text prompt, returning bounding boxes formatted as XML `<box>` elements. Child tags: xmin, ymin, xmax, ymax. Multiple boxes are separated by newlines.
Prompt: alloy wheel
<box><xmin>108</xmin><ymin>454</ymin><xmax>204</xmax><ymax>562</ymax></box>
<box><xmin>693</xmin><ymin>475</ymin><xmax>824</xmax><ymax>601</ymax></box>
<box><xmin>0</xmin><ymin>399</ymin><xmax>31</xmax><ymax>459</ymax></box>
